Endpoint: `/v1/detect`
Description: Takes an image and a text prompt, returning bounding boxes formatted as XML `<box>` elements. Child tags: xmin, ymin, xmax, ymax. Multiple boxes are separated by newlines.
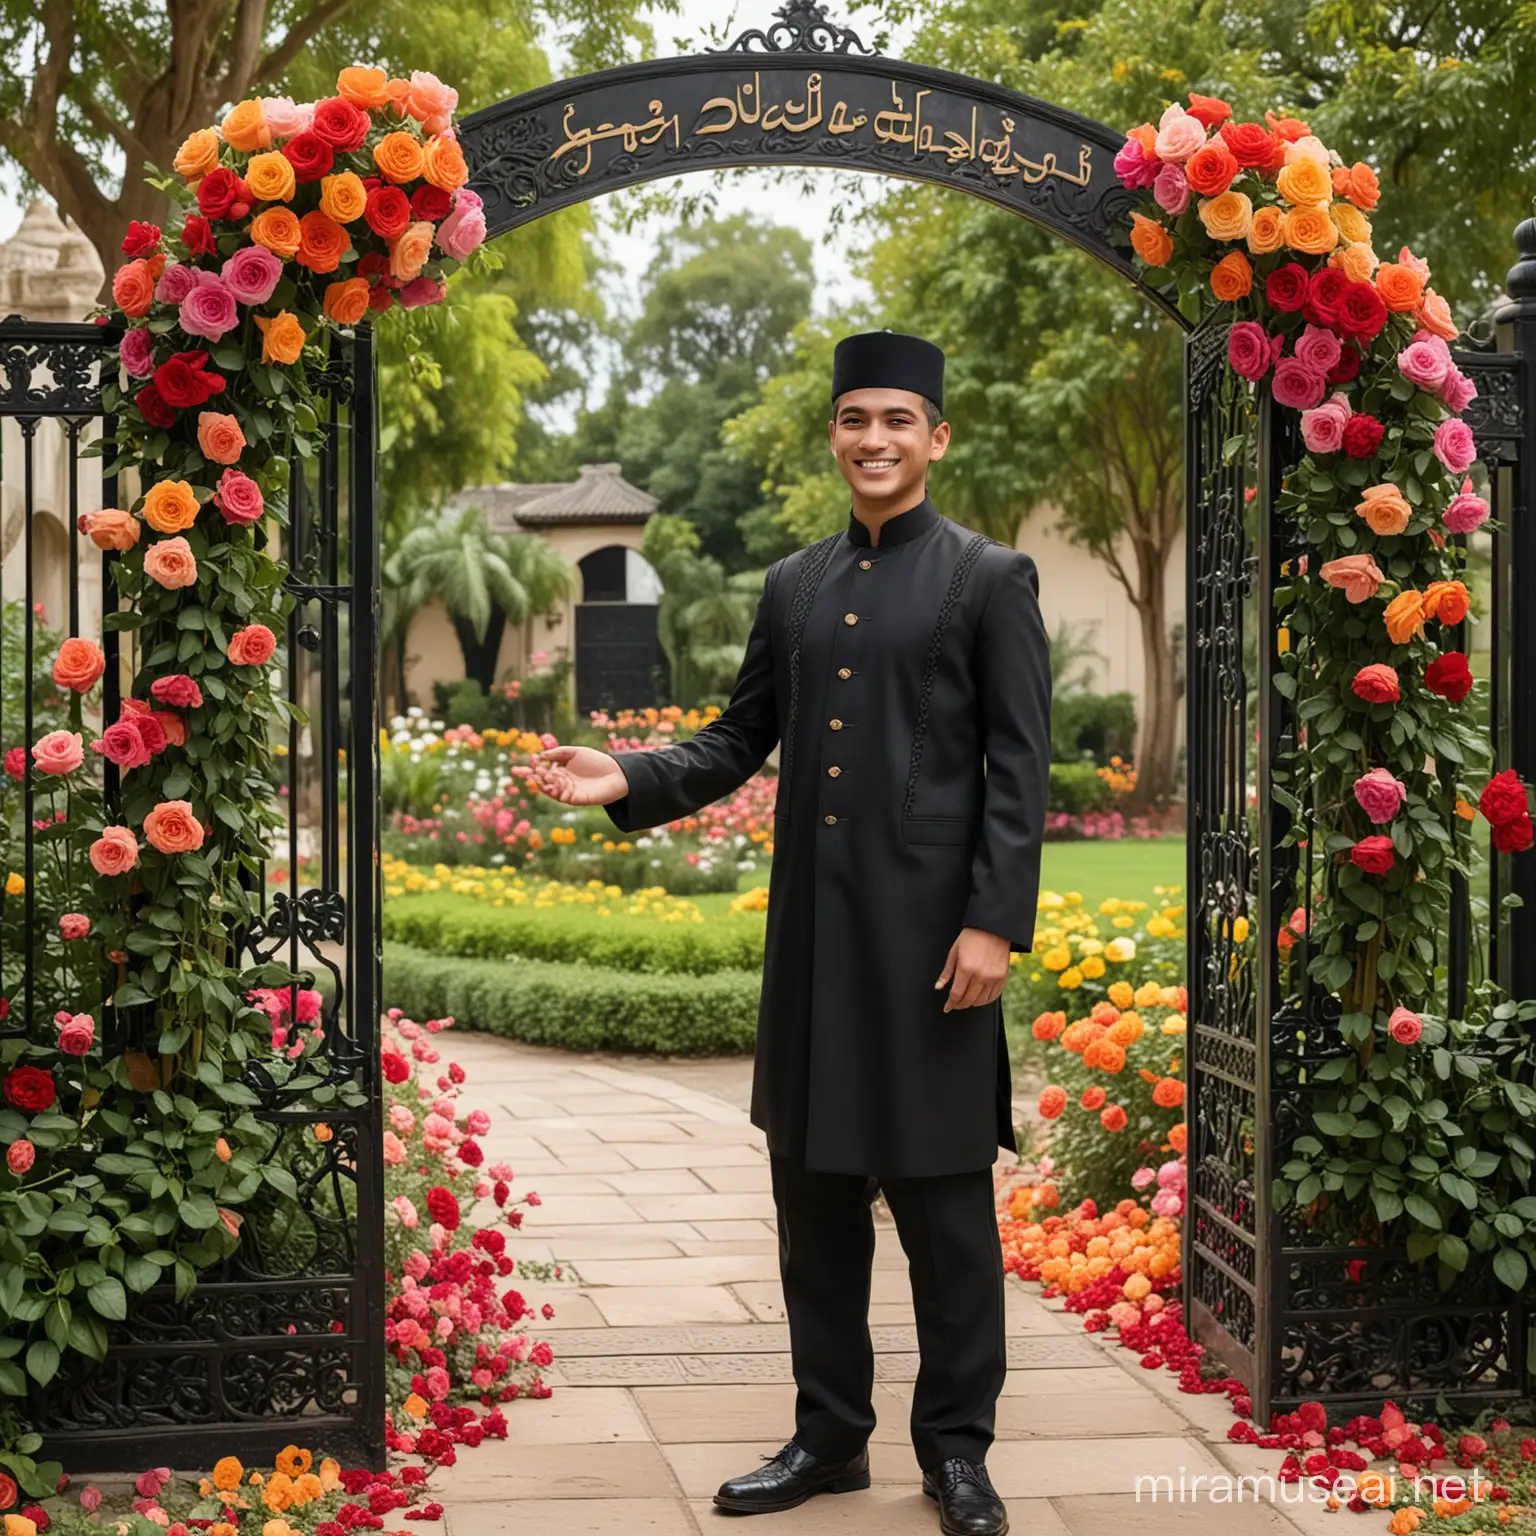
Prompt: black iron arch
<box><xmin>458</xmin><ymin>0</ymin><xmax>1188</xmax><ymax>328</ymax></box>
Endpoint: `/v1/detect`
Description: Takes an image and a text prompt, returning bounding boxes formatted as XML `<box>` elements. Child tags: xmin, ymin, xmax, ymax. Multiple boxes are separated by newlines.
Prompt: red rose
<box><xmin>410</xmin><ymin>185</ymin><xmax>453</xmax><ymax>222</ymax></box>
<box><xmin>381</xmin><ymin>1048</ymin><xmax>410</xmax><ymax>1084</ymax></box>
<box><xmin>1351</xmin><ymin>663</ymin><xmax>1400</xmax><ymax>704</ymax></box>
<box><xmin>364</xmin><ymin>185</ymin><xmax>412</xmax><ymax>241</ymax></box>
<box><xmin>282</xmin><ymin>131</ymin><xmax>336</xmax><ymax>183</ymax></box>
<box><xmin>1220</xmin><ymin>121</ymin><xmax>1285</xmax><ymax>172</ymax></box>
<box><xmin>311</xmin><ymin>96</ymin><xmax>370</xmax><ymax>153</ymax></box>
<box><xmin>0</xmin><ymin>1473</ymin><xmax>15</xmax><ymax>1511</ymax></box>
<box><xmin>1265</xmin><ymin>263</ymin><xmax>1310</xmax><ymax>314</ymax></box>
<box><xmin>457</xmin><ymin>1138</ymin><xmax>484</xmax><ymax>1168</ymax></box>
<box><xmin>1342</xmin><ymin>412</ymin><xmax>1383</xmax><ymax>458</ymax></box>
<box><xmin>356</xmin><ymin>252</ymin><xmax>391</xmax><ymax>285</ymax></box>
<box><xmin>1425</xmin><ymin>652</ymin><xmax>1474</xmax><ymax>702</ymax></box>
<box><xmin>1350</xmin><ymin>836</ymin><xmax>1395</xmax><ymax>875</ymax></box>
<box><xmin>1304</xmin><ymin>269</ymin><xmax>1350</xmax><ymax>328</ymax></box>
<box><xmin>20</xmin><ymin>1505</ymin><xmax>46</xmax><ymax>1533</ymax></box>
<box><xmin>1479</xmin><ymin>769</ymin><xmax>1529</xmax><ymax>828</ymax></box>
<box><xmin>425</xmin><ymin>1186</ymin><xmax>460</xmax><ymax>1231</ymax></box>
<box><xmin>181</xmin><ymin>214</ymin><xmax>216</xmax><ymax>258</ymax></box>
<box><xmin>135</xmin><ymin>385</ymin><xmax>175</xmax><ymax>428</ymax></box>
<box><xmin>153</xmin><ymin>350</ymin><xmax>226</xmax><ymax>408</ymax></box>
<box><xmin>196</xmin><ymin>168</ymin><xmax>252</xmax><ymax>222</ymax></box>
<box><xmin>150</xmin><ymin>674</ymin><xmax>203</xmax><ymax>709</ymax></box>
<box><xmin>368</xmin><ymin>285</ymin><xmax>396</xmax><ymax>313</ymax></box>
<box><xmin>1327</xmin><ymin>343</ymin><xmax>1362</xmax><ymax>386</ymax></box>
<box><xmin>1494</xmin><ymin>813</ymin><xmax>1535</xmax><ymax>854</ymax></box>
<box><xmin>4</xmin><ymin>1067</ymin><xmax>55</xmax><ymax>1114</ymax></box>
<box><xmin>1337</xmin><ymin>281</ymin><xmax>1388</xmax><ymax>343</ymax></box>
<box><xmin>121</xmin><ymin>221</ymin><xmax>162</xmax><ymax>257</ymax></box>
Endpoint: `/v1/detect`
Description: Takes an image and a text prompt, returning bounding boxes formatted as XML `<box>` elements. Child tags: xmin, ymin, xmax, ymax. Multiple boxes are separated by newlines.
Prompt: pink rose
<box><xmin>1227</xmin><ymin>321</ymin><xmax>1275</xmax><ymax>382</ymax></box>
<box><xmin>294</xmin><ymin>988</ymin><xmax>321</xmax><ymax>1023</ymax></box>
<box><xmin>407</xmin><ymin>70</ymin><xmax>459</xmax><ymax>136</ymax></box>
<box><xmin>32</xmin><ymin>729</ymin><xmax>83</xmax><ymax>777</ymax></box>
<box><xmin>400</xmin><ymin>276</ymin><xmax>446</xmax><ymax>309</ymax></box>
<box><xmin>213</xmin><ymin>467</ymin><xmax>264</xmax><ymax>526</ymax></box>
<box><xmin>78</xmin><ymin>1488</ymin><xmax>102</xmax><ymax>1515</ymax></box>
<box><xmin>135</xmin><ymin>1469</ymin><xmax>171</xmax><ymax>1500</ymax></box>
<box><xmin>1113</xmin><ymin>135</ymin><xmax>1159</xmax><ymax>189</ymax></box>
<box><xmin>1438</xmin><ymin>367</ymin><xmax>1478</xmax><ymax>413</ymax></box>
<box><xmin>221</xmin><ymin>245</ymin><xmax>283</xmax><ymax>306</ymax></box>
<box><xmin>197</xmin><ymin>411</ymin><xmax>246</xmax><ymax>466</ymax></box>
<box><xmin>93</xmin><ymin>717</ymin><xmax>155</xmax><ymax>770</ymax></box>
<box><xmin>436</xmin><ymin>187</ymin><xmax>486</xmax><ymax>263</ymax></box>
<box><xmin>178</xmin><ymin>276</ymin><xmax>239</xmax><ymax>342</ymax></box>
<box><xmin>1441</xmin><ymin>478</ymin><xmax>1489</xmax><ymax>535</ymax></box>
<box><xmin>5</xmin><ymin>1140</ymin><xmax>34</xmax><ymax>1175</ymax></box>
<box><xmin>382</xmin><ymin>1131</ymin><xmax>406</xmax><ymax>1165</ymax></box>
<box><xmin>1433</xmin><ymin>417</ymin><xmax>1477</xmax><ymax>475</ymax></box>
<box><xmin>260</xmin><ymin>95</ymin><xmax>305</xmax><ymax>140</ymax></box>
<box><xmin>1292</xmin><ymin>325</ymin><xmax>1342</xmax><ymax>378</ymax></box>
<box><xmin>57</xmin><ymin>1013</ymin><xmax>95</xmax><ymax>1056</ymax></box>
<box><xmin>1271</xmin><ymin>358</ymin><xmax>1327</xmax><ymax>411</ymax></box>
<box><xmin>1387</xmin><ymin>1006</ymin><xmax>1422</xmax><ymax>1045</ymax></box>
<box><xmin>393</xmin><ymin>1196</ymin><xmax>420</xmax><ymax>1229</ymax></box>
<box><xmin>2</xmin><ymin>747</ymin><xmax>21</xmax><ymax>782</ymax></box>
<box><xmin>1397</xmin><ymin>335</ymin><xmax>1452</xmax><ymax>393</ymax></box>
<box><xmin>1352</xmin><ymin>766</ymin><xmax>1407</xmax><ymax>824</ymax></box>
<box><xmin>89</xmin><ymin>826</ymin><xmax>140</xmax><ymax>877</ymax></box>
<box><xmin>1318</xmin><ymin>553</ymin><xmax>1385</xmax><ymax>604</ymax></box>
<box><xmin>58</xmin><ymin>913</ymin><xmax>90</xmax><ymax>940</ymax></box>
<box><xmin>1154</xmin><ymin>106</ymin><xmax>1206</xmax><ymax>163</ymax></box>
<box><xmin>1300</xmin><ymin>392</ymin><xmax>1352</xmax><ymax>455</ymax></box>
<box><xmin>120</xmin><ymin>328</ymin><xmax>156</xmax><ymax>379</ymax></box>
<box><xmin>1152</xmin><ymin>163</ymin><xmax>1190</xmax><ymax>215</ymax></box>
<box><xmin>154</xmin><ymin>264</ymin><xmax>199</xmax><ymax>306</ymax></box>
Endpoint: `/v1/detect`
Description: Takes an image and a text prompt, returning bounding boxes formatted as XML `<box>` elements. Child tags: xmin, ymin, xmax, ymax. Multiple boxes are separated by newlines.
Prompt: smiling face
<box><xmin>829</xmin><ymin>387</ymin><xmax>950</xmax><ymax>513</ymax></box>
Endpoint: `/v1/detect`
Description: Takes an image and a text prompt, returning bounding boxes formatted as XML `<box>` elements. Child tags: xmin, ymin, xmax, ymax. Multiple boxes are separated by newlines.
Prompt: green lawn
<box><xmin>697</xmin><ymin>837</ymin><xmax>1186</xmax><ymax>919</ymax></box>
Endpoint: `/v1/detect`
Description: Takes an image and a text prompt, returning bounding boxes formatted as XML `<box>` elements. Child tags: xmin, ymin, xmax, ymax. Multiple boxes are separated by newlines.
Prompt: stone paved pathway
<box><xmin>436</xmin><ymin>1033</ymin><xmax>1328</xmax><ymax>1536</ymax></box>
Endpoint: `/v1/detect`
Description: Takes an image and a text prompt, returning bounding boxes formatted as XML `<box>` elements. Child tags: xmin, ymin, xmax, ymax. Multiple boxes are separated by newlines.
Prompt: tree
<box><xmin>0</xmin><ymin>0</ymin><xmax>664</xmax><ymax>279</ymax></box>
<box><xmin>384</xmin><ymin>505</ymin><xmax>573</xmax><ymax>692</ymax></box>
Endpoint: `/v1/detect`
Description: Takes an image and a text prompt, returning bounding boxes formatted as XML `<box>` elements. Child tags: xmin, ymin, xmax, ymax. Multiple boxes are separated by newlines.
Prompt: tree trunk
<box><xmin>1128</xmin><ymin>543</ymin><xmax>1182</xmax><ymax>808</ymax></box>
<box><xmin>452</xmin><ymin>609</ymin><xmax>507</xmax><ymax>693</ymax></box>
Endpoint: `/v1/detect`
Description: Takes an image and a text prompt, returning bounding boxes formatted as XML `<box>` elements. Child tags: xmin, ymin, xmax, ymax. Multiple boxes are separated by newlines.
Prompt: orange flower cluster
<box><xmin>999</xmin><ymin>1193</ymin><xmax>1182</xmax><ymax>1301</ymax></box>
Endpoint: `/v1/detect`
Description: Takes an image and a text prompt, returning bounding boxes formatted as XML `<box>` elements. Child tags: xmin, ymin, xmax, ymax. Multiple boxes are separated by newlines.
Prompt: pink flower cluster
<box><xmin>1397</xmin><ymin>330</ymin><xmax>1478</xmax><ymax>414</ymax></box>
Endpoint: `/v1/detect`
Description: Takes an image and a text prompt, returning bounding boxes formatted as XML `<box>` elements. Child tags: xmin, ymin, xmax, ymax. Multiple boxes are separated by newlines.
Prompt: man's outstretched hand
<box><xmin>936</xmin><ymin>928</ymin><xmax>1011</xmax><ymax>1012</ymax></box>
<box><xmin>531</xmin><ymin>746</ymin><xmax>629</xmax><ymax>807</ymax></box>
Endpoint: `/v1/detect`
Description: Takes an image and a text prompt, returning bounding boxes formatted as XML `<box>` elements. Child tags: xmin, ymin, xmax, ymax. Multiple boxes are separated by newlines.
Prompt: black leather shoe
<box><xmin>713</xmin><ymin>1441</ymin><xmax>870</xmax><ymax>1514</ymax></box>
<box><xmin>922</xmin><ymin>1459</ymin><xmax>1009</xmax><ymax>1536</ymax></box>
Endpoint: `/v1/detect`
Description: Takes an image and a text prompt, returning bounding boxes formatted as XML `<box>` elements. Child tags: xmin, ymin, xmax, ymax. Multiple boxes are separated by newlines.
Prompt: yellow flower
<box><xmin>1197</xmin><ymin>191</ymin><xmax>1253</xmax><ymax>243</ymax></box>
<box><xmin>5</xmin><ymin>1518</ymin><xmax>38</xmax><ymax>1536</ymax></box>
<box><xmin>1146</xmin><ymin>915</ymin><xmax>1176</xmax><ymax>938</ymax></box>
<box><xmin>1231</xmin><ymin>916</ymin><xmax>1251</xmax><ymax>944</ymax></box>
<box><xmin>1107</xmin><ymin>981</ymin><xmax>1135</xmax><ymax>1009</ymax></box>
<box><xmin>293</xmin><ymin>1474</ymin><xmax>324</xmax><ymax>1505</ymax></box>
<box><xmin>4</xmin><ymin>873</ymin><xmax>22</xmax><ymax>896</ymax></box>
<box><xmin>319</xmin><ymin>1459</ymin><xmax>343</xmax><ymax>1493</ymax></box>
<box><xmin>1112</xmin><ymin>915</ymin><xmax>1135</xmax><ymax>929</ymax></box>
<box><xmin>1246</xmin><ymin>205</ymin><xmax>1284</xmax><ymax>254</ymax></box>
<box><xmin>1099</xmin><ymin>898</ymin><xmax>1122</xmax><ymax>915</ymax></box>
<box><xmin>1041</xmin><ymin>946</ymin><xmax>1071</xmax><ymax>973</ymax></box>
<box><xmin>1059</xmin><ymin>967</ymin><xmax>1084</xmax><ymax>990</ymax></box>
<box><xmin>1282</xmin><ymin>204</ymin><xmax>1339</xmax><ymax>255</ymax></box>
<box><xmin>1079</xmin><ymin>955</ymin><xmax>1106</xmax><ymax>979</ymax></box>
<box><xmin>245</xmin><ymin>150</ymin><xmax>297</xmax><ymax>204</ymax></box>
<box><xmin>1077</xmin><ymin>939</ymin><xmax>1104</xmax><ymax>957</ymax></box>
<box><xmin>1330</xmin><ymin>200</ymin><xmax>1372</xmax><ymax>245</ymax></box>
<box><xmin>1162</xmin><ymin>1014</ymin><xmax>1188</xmax><ymax>1035</ymax></box>
<box><xmin>1105</xmin><ymin>938</ymin><xmax>1137</xmax><ymax>964</ymax></box>
<box><xmin>1276</xmin><ymin>156</ymin><xmax>1332</xmax><ymax>206</ymax></box>
<box><xmin>1134</xmin><ymin>981</ymin><xmax>1163</xmax><ymax>1008</ymax></box>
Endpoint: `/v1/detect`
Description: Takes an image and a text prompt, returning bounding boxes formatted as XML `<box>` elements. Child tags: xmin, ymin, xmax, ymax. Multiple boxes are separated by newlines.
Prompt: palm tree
<box><xmin>384</xmin><ymin>506</ymin><xmax>574</xmax><ymax>693</ymax></box>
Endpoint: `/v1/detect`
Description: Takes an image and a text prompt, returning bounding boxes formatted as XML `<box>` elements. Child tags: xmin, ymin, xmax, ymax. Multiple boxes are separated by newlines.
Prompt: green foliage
<box><xmin>383</xmin><ymin>944</ymin><xmax>759</xmax><ymax>1055</ymax></box>
<box><xmin>384</xmin><ymin>891</ymin><xmax>765</xmax><ymax>974</ymax></box>
<box><xmin>1052</xmin><ymin>691</ymin><xmax>1139</xmax><ymax>765</ymax></box>
<box><xmin>1048</xmin><ymin>763</ymin><xmax>1114</xmax><ymax>817</ymax></box>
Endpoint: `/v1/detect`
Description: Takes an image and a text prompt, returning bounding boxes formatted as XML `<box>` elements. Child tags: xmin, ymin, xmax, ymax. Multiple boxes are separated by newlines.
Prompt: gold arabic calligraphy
<box><xmin>550</xmin><ymin>74</ymin><xmax>1093</xmax><ymax>188</ymax></box>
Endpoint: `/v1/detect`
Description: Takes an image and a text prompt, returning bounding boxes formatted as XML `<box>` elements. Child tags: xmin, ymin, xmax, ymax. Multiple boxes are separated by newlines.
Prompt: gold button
<box><xmin>844</xmin><ymin>612</ymin><xmax>858</xmax><ymax>627</ymax></box>
<box><xmin>828</xmin><ymin>766</ymin><xmax>842</xmax><ymax>778</ymax></box>
<box><xmin>837</xmin><ymin>668</ymin><xmax>851</xmax><ymax>680</ymax></box>
<box><xmin>824</xmin><ymin>815</ymin><xmax>838</xmax><ymax>826</ymax></box>
<box><xmin>859</xmin><ymin>560</ymin><xmax>872</xmax><ymax>571</ymax></box>
<box><xmin>829</xmin><ymin>719</ymin><xmax>843</xmax><ymax>731</ymax></box>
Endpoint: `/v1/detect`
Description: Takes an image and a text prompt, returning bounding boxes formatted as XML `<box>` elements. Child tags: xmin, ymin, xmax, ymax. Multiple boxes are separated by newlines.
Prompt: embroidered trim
<box><xmin>779</xmin><ymin>532</ymin><xmax>842</xmax><ymax>803</ymax></box>
<box><xmin>902</xmin><ymin>533</ymin><xmax>994</xmax><ymax>819</ymax></box>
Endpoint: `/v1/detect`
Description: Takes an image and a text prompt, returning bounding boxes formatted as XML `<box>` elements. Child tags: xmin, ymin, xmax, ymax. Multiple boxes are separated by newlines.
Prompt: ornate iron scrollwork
<box><xmin>713</xmin><ymin>0</ymin><xmax>878</xmax><ymax>56</ymax></box>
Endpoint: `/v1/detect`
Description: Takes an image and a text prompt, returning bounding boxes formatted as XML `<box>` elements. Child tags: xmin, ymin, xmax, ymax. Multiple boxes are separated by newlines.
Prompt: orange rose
<box><xmin>249</xmin><ymin>208</ymin><xmax>303</xmax><ymax>260</ymax></box>
<box><xmin>1282</xmin><ymin>205</ymin><xmax>1339</xmax><ymax>255</ymax></box>
<box><xmin>1375</xmin><ymin>261</ymin><xmax>1426</xmax><ymax>314</ymax></box>
<box><xmin>81</xmin><ymin>509</ymin><xmax>140</xmax><ymax>552</ymax></box>
<box><xmin>1424</xmin><ymin>580</ymin><xmax>1470</xmax><ymax>625</ymax></box>
<box><xmin>227</xmin><ymin>624</ymin><xmax>277</xmax><ymax>667</ymax></box>
<box><xmin>1383</xmin><ymin>590</ymin><xmax>1427</xmax><ymax>645</ymax></box>
<box><xmin>388</xmin><ymin>220</ymin><xmax>435</xmax><ymax>282</ymax></box>
<box><xmin>1417</xmin><ymin>289</ymin><xmax>1458</xmax><ymax>342</ymax></box>
<box><xmin>221</xmin><ymin>99</ymin><xmax>271</xmax><ymax>154</ymax></box>
<box><xmin>1332</xmin><ymin>161</ymin><xmax>1381</xmax><ymax>211</ymax></box>
<box><xmin>197</xmin><ymin>411</ymin><xmax>247</xmax><ymax>466</ymax></box>
<box><xmin>142</xmin><ymin>478</ymin><xmax>201</xmax><ymax>534</ymax></box>
<box><xmin>1128</xmin><ymin>123</ymin><xmax>1157</xmax><ymax>156</ymax></box>
<box><xmin>53</xmin><ymin>637</ymin><xmax>106</xmax><ymax>693</ymax></box>
<box><xmin>143</xmin><ymin>536</ymin><xmax>198</xmax><ymax>590</ymax></box>
<box><xmin>1330</xmin><ymin>241</ymin><xmax>1377</xmax><ymax>285</ymax></box>
<box><xmin>337</xmin><ymin>66</ymin><xmax>392</xmax><ymax>109</ymax></box>
<box><xmin>1129</xmin><ymin>212</ymin><xmax>1173</xmax><ymax>267</ymax></box>
<box><xmin>1356</xmin><ymin>483</ymin><xmax>1412</xmax><ymax>537</ymax></box>
<box><xmin>245</xmin><ymin>150</ymin><xmax>297</xmax><ymax>205</ymax></box>
<box><xmin>323</xmin><ymin>278</ymin><xmax>371</xmax><ymax>325</ymax></box>
<box><xmin>373</xmin><ymin>131</ymin><xmax>426</xmax><ymax>185</ymax></box>
<box><xmin>112</xmin><ymin>260</ymin><xmax>156</xmax><ymax>319</ymax></box>
<box><xmin>254</xmin><ymin>310</ymin><xmax>307</xmax><ymax>366</ymax></box>
<box><xmin>296</xmin><ymin>211</ymin><xmax>351</xmax><ymax>274</ymax></box>
<box><xmin>422</xmin><ymin>134</ymin><xmax>469</xmax><ymax>191</ymax></box>
<box><xmin>1246</xmin><ymin>205</ymin><xmax>1284</xmax><ymax>254</ymax></box>
<box><xmin>318</xmin><ymin>172</ymin><xmax>367</xmax><ymax>224</ymax></box>
<box><xmin>1275</xmin><ymin>156</ymin><xmax>1331</xmax><ymax>206</ymax></box>
<box><xmin>144</xmin><ymin>799</ymin><xmax>205</xmax><ymax>855</ymax></box>
<box><xmin>174</xmin><ymin>128</ymin><xmax>221</xmax><ymax>182</ymax></box>
<box><xmin>1210</xmin><ymin>251</ymin><xmax>1252</xmax><ymax>302</ymax></box>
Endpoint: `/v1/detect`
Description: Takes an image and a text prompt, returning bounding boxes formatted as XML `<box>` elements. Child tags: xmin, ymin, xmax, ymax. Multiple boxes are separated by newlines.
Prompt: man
<box><xmin>533</xmin><ymin>331</ymin><xmax>1050</xmax><ymax>1536</ymax></box>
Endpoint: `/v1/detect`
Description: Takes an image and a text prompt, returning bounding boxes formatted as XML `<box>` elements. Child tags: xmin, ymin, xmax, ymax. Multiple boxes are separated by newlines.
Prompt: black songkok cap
<box><xmin>831</xmin><ymin>330</ymin><xmax>945</xmax><ymax>411</ymax></box>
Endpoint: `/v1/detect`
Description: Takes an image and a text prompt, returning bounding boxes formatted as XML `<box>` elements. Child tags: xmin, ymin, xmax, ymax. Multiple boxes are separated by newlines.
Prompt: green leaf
<box><xmin>261</xmin><ymin>1165</ymin><xmax>298</xmax><ymax>1199</ymax></box>
<box><xmin>123</xmin><ymin>1257</ymin><xmax>160</xmax><ymax>1293</ymax></box>
<box><xmin>24</xmin><ymin>1340</ymin><xmax>58</xmax><ymax>1387</ymax></box>
<box><xmin>1404</xmin><ymin>1194</ymin><xmax>1442</xmax><ymax>1229</ymax></box>
<box><xmin>1437</xmin><ymin>1233</ymin><xmax>1469</xmax><ymax>1272</ymax></box>
<box><xmin>0</xmin><ymin>1362</ymin><xmax>25</xmax><ymax>1397</ymax></box>
<box><xmin>177</xmin><ymin>1194</ymin><xmax>219</xmax><ymax>1230</ymax></box>
<box><xmin>1493</xmin><ymin>1248</ymin><xmax>1529</xmax><ymax>1291</ymax></box>
<box><xmin>86</xmin><ymin>1277</ymin><xmax>128</xmax><ymax>1320</ymax></box>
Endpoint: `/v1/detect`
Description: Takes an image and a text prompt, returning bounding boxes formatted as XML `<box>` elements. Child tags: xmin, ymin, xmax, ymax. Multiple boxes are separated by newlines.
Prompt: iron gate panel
<box><xmin>0</xmin><ymin>316</ymin><xmax>386</xmax><ymax>1469</ymax></box>
<box><xmin>575</xmin><ymin>603</ymin><xmax>663</xmax><ymax>713</ymax></box>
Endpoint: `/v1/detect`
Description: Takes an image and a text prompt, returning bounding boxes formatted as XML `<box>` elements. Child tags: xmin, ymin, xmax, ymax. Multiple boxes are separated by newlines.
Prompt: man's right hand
<box><xmin>531</xmin><ymin>746</ymin><xmax>629</xmax><ymax>807</ymax></box>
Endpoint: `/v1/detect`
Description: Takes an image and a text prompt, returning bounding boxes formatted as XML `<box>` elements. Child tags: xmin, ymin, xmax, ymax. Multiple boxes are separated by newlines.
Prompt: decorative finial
<box><xmin>712</xmin><ymin>0</ymin><xmax>879</xmax><ymax>56</ymax></box>
<box><xmin>1503</xmin><ymin>215</ymin><xmax>1536</xmax><ymax>312</ymax></box>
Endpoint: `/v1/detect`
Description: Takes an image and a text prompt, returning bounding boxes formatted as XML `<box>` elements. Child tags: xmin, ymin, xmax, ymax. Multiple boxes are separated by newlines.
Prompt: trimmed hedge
<box><xmin>383</xmin><ymin>893</ymin><xmax>766</xmax><ymax>975</ymax></box>
<box><xmin>384</xmin><ymin>944</ymin><xmax>761</xmax><ymax>1055</ymax></box>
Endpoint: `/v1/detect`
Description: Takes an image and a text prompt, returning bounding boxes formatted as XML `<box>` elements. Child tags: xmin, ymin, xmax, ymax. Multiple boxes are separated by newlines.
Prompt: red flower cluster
<box><xmin>2</xmin><ymin>1067</ymin><xmax>55</xmax><ymax>1114</ymax></box>
<box><xmin>1479</xmin><ymin>769</ymin><xmax>1534</xmax><ymax>853</ymax></box>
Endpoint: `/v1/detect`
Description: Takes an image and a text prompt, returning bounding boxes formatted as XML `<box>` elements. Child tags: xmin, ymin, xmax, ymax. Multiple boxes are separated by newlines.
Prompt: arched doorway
<box><xmin>575</xmin><ymin>543</ymin><xmax>665</xmax><ymax>713</ymax></box>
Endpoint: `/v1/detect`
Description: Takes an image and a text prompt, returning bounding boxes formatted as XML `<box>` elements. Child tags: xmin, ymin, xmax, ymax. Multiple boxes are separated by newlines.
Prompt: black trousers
<box><xmin>770</xmin><ymin>1153</ymin><xmax>1006</xmax><ymax>1470</ymax></box>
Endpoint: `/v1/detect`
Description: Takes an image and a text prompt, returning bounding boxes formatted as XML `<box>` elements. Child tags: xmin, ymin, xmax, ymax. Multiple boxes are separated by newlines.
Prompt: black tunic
<box><xmin>609</xmin><ymin>497</ymin><xmax>1051</xmax><ymax>1177</ymax></box>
